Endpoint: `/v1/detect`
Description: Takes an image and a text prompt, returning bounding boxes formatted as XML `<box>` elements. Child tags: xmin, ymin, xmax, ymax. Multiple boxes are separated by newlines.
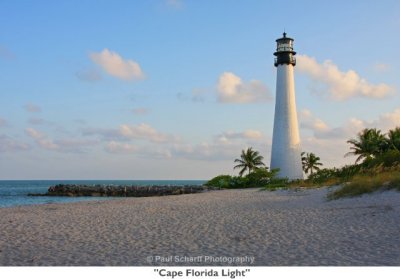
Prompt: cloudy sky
<box><xmin>1</xmin><ymin>0</ymin><xmax>399</xmax><ymax>179</ymax></box>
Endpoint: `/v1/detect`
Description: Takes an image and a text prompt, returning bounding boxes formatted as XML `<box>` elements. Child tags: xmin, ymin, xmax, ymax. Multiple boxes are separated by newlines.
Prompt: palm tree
<box><xmin>345</xmin><ymin>128</ymin><xmax>387</xmax><ymax>163</ymax></box>
<box><xmin>387</xmin><ymin>127</ymin><xmax>400</xmax><ymax>151</ymax></box>
<box><xmin>301</xmin><ymin>152</ymin><xmax>323</xmax><ymax>175</ymax></box>
<box><xmin>234</xmin><ymin>147</ymin><xmax>265</xmax><ymax>176</ymax></box>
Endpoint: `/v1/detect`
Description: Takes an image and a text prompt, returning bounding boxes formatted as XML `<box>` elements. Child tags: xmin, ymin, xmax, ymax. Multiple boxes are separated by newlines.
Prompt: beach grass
<box><xmin>328</xmin><ymin>170</ymin><xmax>400</xmax><ymax>200</ymax></box>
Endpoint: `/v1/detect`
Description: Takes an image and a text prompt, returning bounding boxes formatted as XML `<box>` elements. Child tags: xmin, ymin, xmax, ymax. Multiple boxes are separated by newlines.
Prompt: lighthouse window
<box><xmin>277</xmin><ymin>43</ymin><xmax>291</xmax><ymax>51</ymax></box>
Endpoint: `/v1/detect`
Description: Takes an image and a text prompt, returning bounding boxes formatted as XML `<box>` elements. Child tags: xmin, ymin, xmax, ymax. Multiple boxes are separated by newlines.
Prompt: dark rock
<box><xmin>29</xmin><ymin>184</ymin><xmax>208</xmax><ymax>198</ymax></box>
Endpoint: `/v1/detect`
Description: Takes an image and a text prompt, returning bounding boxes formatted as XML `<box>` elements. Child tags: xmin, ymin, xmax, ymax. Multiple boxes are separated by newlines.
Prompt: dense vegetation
<box><xmin>308</xmin><ymin>127</ymin><xmax>400</xmax><ymax>199</ymax></box>
<box><xmin>205</xmin><ymin>127</ymin><xmax>400</xmax><ymax>199</ymax></box>
<box><xmin>204</xmin><ymin>168</ymin><xmax>288</xmax><ymax>190</ymax></box>
<box><xmin>205</xmin><ymin>147</ymin><xmax>288</xmax><ymax>190</ymax></box>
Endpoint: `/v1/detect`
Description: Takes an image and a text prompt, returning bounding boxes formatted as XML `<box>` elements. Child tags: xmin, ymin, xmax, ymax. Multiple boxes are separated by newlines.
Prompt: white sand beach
<box><xmin>0</xmin><ymin>187</ymin><xmax>399</xmax><ymax>266</ymax></box>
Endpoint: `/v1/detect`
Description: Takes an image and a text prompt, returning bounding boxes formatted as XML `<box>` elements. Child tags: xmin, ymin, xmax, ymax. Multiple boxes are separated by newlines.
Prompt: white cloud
<box><xmin>361</xmin><ymin>108</ymin><xmax>400</xmax><ymax>132</ymax></box>
<box><xmin>83</xmin><ymin>123</ymin><xmax>178</xmax><ymax>144</ymax></box>
<box><xmin>172</xmin><ymin>129</ymin><xmax>268</xmax><ymax>161</ymax></box>
<box><xmin>90</xmin><ymin>49</ymin><xmax>145</xmax><ymax>80</ymax></box>
<box><xmin>119</xmin><ymin>123</ymin><xmax>176</xmax><ymax>143</ymax></box>
<box><xmin>105</xmin><ymin>141</ymin><xmax>138</xmax><ymax>154</ymax></box>
<box><xmin>0</xmin><ymin>134</ymin><xmax>30</xmax><ymax>152</ymax></box>
<box><xmin>296</xmin><ymin>55</ymin><xmax>394</xmax><ymax>100</ymax></box>
<box><xmin>82</xmin><ymin>127</ymin><xmax>120</xmax><ymax>140</ymax></box>
<box><xmin>315</xmin><ymin>118</ymin><xmax>365</xmax><ymax>140</ymax></box>
<box><xmin>315</xmin><ymin>108</ymin><xmax>400</xmax><ymax>139</ymax></box>
<box><xmin>172</xmin><ymin>141</ymin><xmax>240</xmax><ymax>161</ymax></box>
<box><xmin>218</xmin><ymin>130</ymin><xmax>264</xmax><ymax>141</ymax></box>
<box><xmin>299</xmin><ymin>109</ymin><xmax>365</xmax><ymax>140</ymax></box>
<box><xmin>105</xmin><ymin>141</ymin><xmax>172</xmax><ymax>159</ymax></box>
<box><xmin>298</xmin><ymin>113</ymin><xmax>361</xmax><ymax>167</ymax></box>
<box><xmin>25</xmin><ymin>128</ymin><xmax>59</xmax><ymax>150</ymax></box>
<box><xmin>301</xmin><ymin>136</ymin><xmax>353</xmax><ymax>168</ymax></box>
<box><xmin>25</xmin><ymin>128</ymin><xmax>97</xmax><ymax>152</ymax></box>
<box><xmin>172</xmin><ymin>140</ymin><xmax>269</xmax><ymax>162</ymax></box>
<box><xmin>24</xmin><ymin>103</ymin><xmax>42</xmax><ymax>113</ymax></box>
<box><xmin>25</xmin><ymin>127</ymin><xmax>44</xmax><ymax>140</ymax></box>
<box><xmin>217</xmin><ymin>72</ymin><xmax>272</xmax><ymax>103</ymax></box>
<box><xmin>298</xmin><ymin>108</ymin><xmax>400</xmax><ymax>167</ymax></box>
<box><xmin>101</xmin><ymin>126</ymin><xmax>267</xmax><ymax>162</ymax></box>
<box><xmin>299</xmin><ymin>109</ymin><xmax>329</xmax><ymax>133</ymax></box>
<box><xmin>243</xmin><ymin>130</ymin><xmax>263</xmax><ymax>140</ymax></box>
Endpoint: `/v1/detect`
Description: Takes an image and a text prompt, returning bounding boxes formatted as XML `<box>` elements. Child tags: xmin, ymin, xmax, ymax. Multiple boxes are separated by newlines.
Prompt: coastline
<box><xmin>0</xmin><ymin>187</ymin><xmax>399</xmax><ymax>266</ymax></box>
<box><xmin>0</xmin><ymin>180</ymin><xmax>206</xmax><ymax>208</ymax></box>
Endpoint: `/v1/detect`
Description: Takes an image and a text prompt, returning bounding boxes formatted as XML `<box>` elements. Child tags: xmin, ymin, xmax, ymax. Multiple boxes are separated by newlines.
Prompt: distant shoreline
<box><xmin>28</xmin><ymin>184</ymin><xmax>209</xmax><ymax>197</ymax></box>
<box><xmin>0</xmin><ymin>180</ymin><xmax>207</xmax><ymax>208</ymax></box>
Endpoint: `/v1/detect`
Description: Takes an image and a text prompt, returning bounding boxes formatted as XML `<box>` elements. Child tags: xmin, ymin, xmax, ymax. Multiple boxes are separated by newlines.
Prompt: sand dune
<box><xmin>0</xmin><ymin>187</ymin><xmax>399</xmax><ymax>266</ymax></box>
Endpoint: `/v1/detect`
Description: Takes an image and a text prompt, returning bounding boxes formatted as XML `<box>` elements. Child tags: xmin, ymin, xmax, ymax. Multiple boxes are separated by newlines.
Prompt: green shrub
<box><xmin>204</xmin><ymin>175</ymin><xmax>233</xmax><ymax>188</ymax></box>
<box><xmin>205</xmin><ymin>168</ymin><xmax>284</xmax><ymax>189</ymax></box>
<box><xmin>204</xmin><ymin>174</ymin><xmax>250</xmax><ymax>189</ymax></box>
<box><xmin>265</xmin><ymin>177</ymin><xmax>289</xmax><ymax>190</ymax></box>
<box><xmin>245</xmin><ymin>168</ymin><xmax>275</xmax><ymax>187</ymax></box>
<box><xmin>228</xmin><ymin>176</ymin><xmax>248</xmax><ymax>188</ymax></box>
<box><xmin>307</xmin><ymin>168</ymin><xmax>337</xmax><ymax>185</ymax></box>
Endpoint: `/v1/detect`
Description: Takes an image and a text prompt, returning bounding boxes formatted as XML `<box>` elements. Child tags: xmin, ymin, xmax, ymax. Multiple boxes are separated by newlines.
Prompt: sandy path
<box><xmin>0</xmin><ymin>188</ymin><xmax>399</xmax><ymax>266</ymax></box>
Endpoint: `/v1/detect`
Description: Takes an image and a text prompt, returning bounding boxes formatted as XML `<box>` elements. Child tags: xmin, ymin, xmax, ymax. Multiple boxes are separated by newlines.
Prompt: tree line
<box><xmin>205</xmin><ymin>127</ymin><xmax>400</xmax><ymax>193</ymax></box>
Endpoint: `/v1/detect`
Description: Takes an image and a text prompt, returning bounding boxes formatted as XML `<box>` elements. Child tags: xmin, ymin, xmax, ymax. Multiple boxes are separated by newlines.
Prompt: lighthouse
<box><xmin>270</xmin><ymin>32</ymin><xmax>303</xmax><ymax>180</ymax></box>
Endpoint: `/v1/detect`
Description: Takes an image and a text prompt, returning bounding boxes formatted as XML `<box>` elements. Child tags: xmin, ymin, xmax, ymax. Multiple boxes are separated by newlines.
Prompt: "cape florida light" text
<box><xmin>154</xmin><ymin>268</ymin><xmax>251</xmax><ymax>279</ymax></box>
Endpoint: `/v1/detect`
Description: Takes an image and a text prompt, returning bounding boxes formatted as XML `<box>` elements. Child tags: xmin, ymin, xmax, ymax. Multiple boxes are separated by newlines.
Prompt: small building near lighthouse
<box><xmin>270</xmin><ymin>32</ymin><xmax>303</xmax><ymax>180</ymax></box>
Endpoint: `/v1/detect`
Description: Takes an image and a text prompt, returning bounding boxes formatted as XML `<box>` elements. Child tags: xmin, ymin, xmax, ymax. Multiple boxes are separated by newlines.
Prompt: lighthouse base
<box><xmin>270</xmin><ymin>145</ymin><xmax>304</xmax><ymax>180</ymax></box>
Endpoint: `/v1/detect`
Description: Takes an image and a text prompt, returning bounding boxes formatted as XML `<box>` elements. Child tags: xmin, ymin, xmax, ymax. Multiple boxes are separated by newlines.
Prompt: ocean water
<box><xmin>0</xmin><ymin>180</ymin><xmax>205</xmax><ymax>208</ymax></box>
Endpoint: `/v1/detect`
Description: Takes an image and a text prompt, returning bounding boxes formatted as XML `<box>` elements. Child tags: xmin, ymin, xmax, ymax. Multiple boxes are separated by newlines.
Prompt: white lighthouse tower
<box><xmin>270</xmin><ymin>32</ymin><xmax>303</xmax><ymax>180</ymax></box>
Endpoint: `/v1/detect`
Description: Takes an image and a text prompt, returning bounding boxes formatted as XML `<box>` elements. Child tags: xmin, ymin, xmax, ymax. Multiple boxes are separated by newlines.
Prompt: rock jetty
<box><xmin>28</xmin><ymin>184</ymin><xmax>208</xmax><ymax>197</ymax></box>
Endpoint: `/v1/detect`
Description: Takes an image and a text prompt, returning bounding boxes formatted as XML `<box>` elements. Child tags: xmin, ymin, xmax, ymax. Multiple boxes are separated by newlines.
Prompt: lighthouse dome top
<box><xmin>276</xmin><ymin>32</ymin><xmax>294</xmax><ymax>42</ymax></box>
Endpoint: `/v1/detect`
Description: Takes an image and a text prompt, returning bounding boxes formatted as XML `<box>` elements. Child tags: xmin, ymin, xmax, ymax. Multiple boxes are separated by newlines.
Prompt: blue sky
<box><xmin>1</xmin><ymin>0</ymin><xmax>399</xmax><ymax>179</ymax></box>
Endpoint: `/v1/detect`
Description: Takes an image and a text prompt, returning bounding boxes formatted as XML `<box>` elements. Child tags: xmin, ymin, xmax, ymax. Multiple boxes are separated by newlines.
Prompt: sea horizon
<box><xmin>0</xmin><ymin>179</ymin><xmax>207</xmax><ymax>208</ymax></box>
